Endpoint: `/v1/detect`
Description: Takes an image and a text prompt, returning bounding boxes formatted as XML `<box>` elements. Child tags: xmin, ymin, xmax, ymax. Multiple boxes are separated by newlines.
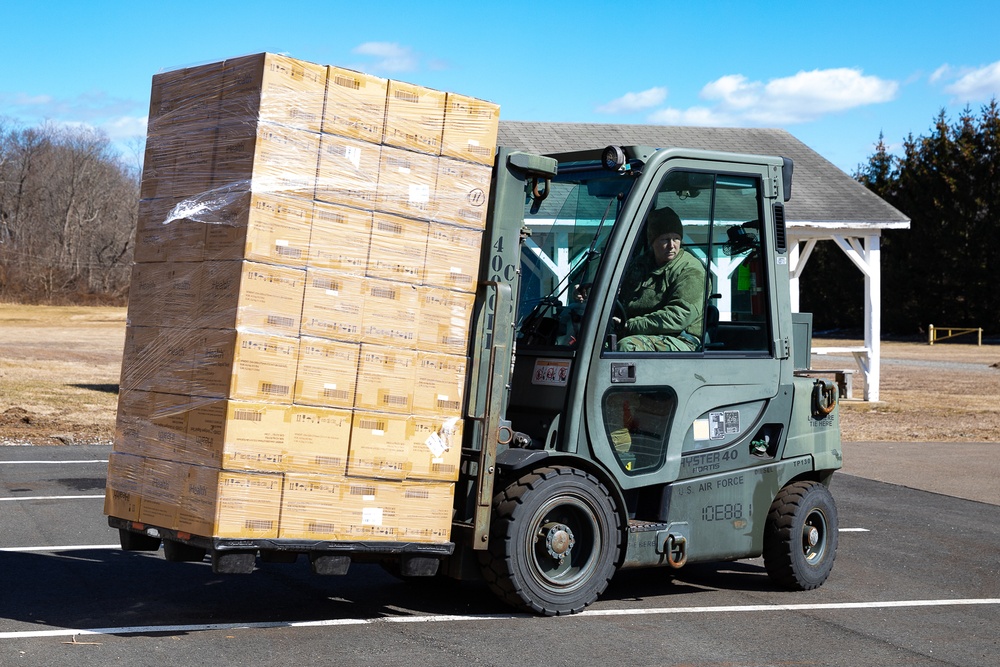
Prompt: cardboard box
<box><xmin>308</xmin><ymin>202</ymin><xmax>373</xmax><ymax>273</ymax></box>
<box><xmin>212</xmin><ymin>121</ymin><xmax>320</xmax><ymax>198</ymax></box>
<box><xmin>178</xmin><ymin>464</ymin><xmax>283</xmax><ymax>539</ymax></box>
<box><xmin>416</xmin><ymin>287</ymin><xmax>476</xmax><ymax>355</ymax></box>
<box><xmin>190</xmin><ymin>329</ymin><xmax>299</xmax><ymax>402</ymax></box>
<box><xmin>433</xmin><ymin>158</ymin><xmax>492</xmax><ymax>229</ymax></box>
<box><xmin>104</xmin><ymin>452</ymin><xmax>145</xmax><ymax>521</ymax></box>
<box><xmin>278</xmin><ymin>472</ymin><xmax>350</xmax><ymax>539</ymax></box>
<box><xmin>347</xmin><ymin>412</ymin><xmax>461</xmax><ymax>481</ymax></box>
<box><xmin>220</xmin><ymin>53</ymin><xmax>327</xmax><ymax>134</ymax></box>
<box><xmin>133</xmin><ymin>197</ymin><xmax>208</xmax><ymax>263</ymax></box>
<box><xmin>294</xmin><ymin>337</ymin><xmax>360</xmax><ymax>408</ymax></box>
<box><xmin>337</xmin><ymin>478</ymin><xmax>398</xmax><ymax>540</ymax></box>
<box><xmin>423</xmin><ymin>224</ymin><xmax>482</xmax><ymax>293</ymax></box>
<box><xmin>383</xmin><ymin>80</ymin><xmax>445</xmax><ymax>155</ymax></box>
<box><xmin>138</xmin><ymin>456</ymin><xmax>186</xmax><ymax>530</ymax></box>
<box><xmin>197</xmin><ymin>260</ymin><xmax>306</xmax><ymax>334</ymax></box>
<box><xmin>120</xmin><ymin>326</ymin><xmax>195</xmax><ymax>396</ymax></box>
<box><xmin>413</xmin><ymin>352</ymin><xmax>467</xmax><ymax>417</ymax></box>
<box><xmin>315</xmin><ymin>134</ymin><xmax>381</xmax><ymax>209</ymax></box>
<box><xmin>146</xmin><ymin>61</ymin><xmax>224</xmax><ymax>137</ymax></box>
<box><xmin>375</xmin><ymin>146</ymin><xmax>439</xmax><ymax>220</ymax></box>
<box><xmin>441</xmin><ymin>93</ymin><xmax>500</xmax><ymax>166</ymax></box>
<box><xmin>322</xmin><ymin>66</ymin><xmax>389</xmax><ymax>144</ymax></box>
<box><xmin>394</xmin><ymin>481</ymin><xmax>455</xmax><ymax>543</ymax></box>
<box><xmin>183</xmin><ymin>399</ymin><xmax>292</xmax><ymax>471</ymax></box>
<box><xmin>126</xmin><ymin>262</ymin><xmax>200</xmax><ymax>328</ymax></box>
<box><xmin>366</xmin><ymin>212</ymin><xmax>428</xmax><ymax>284</ymax></box>
<box><xmin>286</xmin><ymin>405</ymin><xmax>353</xmax><ymax>474</ymax></box>
<box><xmin>200</xmin><ymin>192</ymin><xmax>314</xmax><ymax>266</ymax></box>
<box><xmin>354</xmin><ymin>345</ymin><xmax>416</xmax><ymax>413</ymax></box>
<box><xmin>360</xmin><ymin>279</ymin><xmax>420</xmax><ymax>347</ymax></box>
<box><xmin>300</xmin><ymin>269</ymin><xmax>366</xmax><ymax>342</ymax></box>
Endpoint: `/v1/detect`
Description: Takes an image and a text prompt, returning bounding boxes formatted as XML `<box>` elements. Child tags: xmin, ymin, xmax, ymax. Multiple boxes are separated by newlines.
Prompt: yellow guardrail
<box><xmin>928</xmin><ymin>324</ymin><xmax>982</xmax><ymax>346</ymax></box>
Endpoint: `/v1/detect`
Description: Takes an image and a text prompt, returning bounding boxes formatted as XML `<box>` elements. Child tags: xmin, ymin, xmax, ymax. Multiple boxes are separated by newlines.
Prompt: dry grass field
<box><xmin>1</xmin><ymin>304</ymin><xmax>998</xmax><ymax>445</ymax></box>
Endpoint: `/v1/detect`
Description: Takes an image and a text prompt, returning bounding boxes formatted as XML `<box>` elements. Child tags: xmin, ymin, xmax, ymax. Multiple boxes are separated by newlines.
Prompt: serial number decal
<box><xmin>702</xmin><ymin>503</ymin><xmax>744</xmax><ymax>522</ymax></box>
<box><xmin>532</xmin><ymin>359</ymin><xmax>571</xmax><ymax>386</ymax></box>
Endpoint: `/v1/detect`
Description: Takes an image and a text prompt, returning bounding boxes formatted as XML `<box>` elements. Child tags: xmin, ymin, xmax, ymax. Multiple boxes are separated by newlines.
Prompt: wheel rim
<box><xmin>801</xmin><ymin>507</ymin><xmax>829</xmax><ymax>564</ymax></box>
<box><xmin>525</xmin><ymin>494</ymin><xmax>602</xmax><ymax>594</ymax></box>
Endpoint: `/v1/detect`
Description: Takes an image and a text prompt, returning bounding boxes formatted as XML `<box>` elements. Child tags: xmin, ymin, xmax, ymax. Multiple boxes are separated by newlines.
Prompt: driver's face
<box><xmin>651</xmin><ymin>232</ymin><xmax>681</xmax><ymax>265</ymax></box>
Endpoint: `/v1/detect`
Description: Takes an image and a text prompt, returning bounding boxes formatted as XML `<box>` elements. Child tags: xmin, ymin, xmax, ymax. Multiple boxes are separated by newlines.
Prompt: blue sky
<box><xmin>2</xmin><ymin>1</ymin><xmax>999</xmax><ymax>174</ymax></box>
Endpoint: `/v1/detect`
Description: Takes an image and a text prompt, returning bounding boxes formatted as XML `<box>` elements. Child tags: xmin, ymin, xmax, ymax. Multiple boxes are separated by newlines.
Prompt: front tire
<box><xmin>479</xmin><ymin>466</ymin><xmax>621</xmax><ymax>615</ymax></box>
<box><xmin>763</xmin><ymin>480</ymin><xmax>838</xmax><ymax>590</ymax></box>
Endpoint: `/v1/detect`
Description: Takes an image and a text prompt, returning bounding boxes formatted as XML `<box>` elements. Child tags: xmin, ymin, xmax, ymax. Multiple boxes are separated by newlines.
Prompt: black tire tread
<box><xmin>763</xmin><ymin>480</ymin><xmax>837</xmax><ymax>591</ymax></box>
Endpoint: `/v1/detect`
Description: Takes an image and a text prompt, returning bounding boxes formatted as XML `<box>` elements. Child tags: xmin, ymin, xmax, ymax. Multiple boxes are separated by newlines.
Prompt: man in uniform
<box><xmin>617</xmin><ymin>206</ymin><xmax>706</xmax><ymax>352</ymax></box>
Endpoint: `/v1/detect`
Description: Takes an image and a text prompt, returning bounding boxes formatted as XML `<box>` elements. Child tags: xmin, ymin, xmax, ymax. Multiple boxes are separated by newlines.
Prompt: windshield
<box><xmin>517</xmin><ymin>166</ymin><xmax>636</xmax><ymax>347</ymax></box>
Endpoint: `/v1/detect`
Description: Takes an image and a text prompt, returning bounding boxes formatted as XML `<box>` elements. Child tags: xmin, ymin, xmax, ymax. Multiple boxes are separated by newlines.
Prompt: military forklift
<box><xmin>448</xmin><ymin>144</ymin><xmax>842</xmax><ymax>615</ymax></box>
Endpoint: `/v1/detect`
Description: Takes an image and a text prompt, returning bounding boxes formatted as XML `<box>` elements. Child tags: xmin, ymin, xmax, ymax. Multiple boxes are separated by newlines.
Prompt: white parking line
<box><xmin>0</xmin><ymin>460</ymin><xmax>108</xmax><ymax>465</ymax></box>
<box><xmin>0</xmin><ymin>545</ymin><xmax>120</xmax><ymax>553</ymax></box>
<box><xmin>839</xmin><ymin>528</ymin><xmax>869</xmax><ymax>532</ymax></box>
<box><xmin>0</xmin><ymin>495</ymin><xmax>105</xmax><ymax>502</ymax></box>
<box><xmin>1</xmin><ymin>598</ymin><xmax>998</xmax><ymax>639</ymax></box>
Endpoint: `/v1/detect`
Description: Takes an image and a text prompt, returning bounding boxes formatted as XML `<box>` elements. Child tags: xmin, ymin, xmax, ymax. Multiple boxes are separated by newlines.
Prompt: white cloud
<box><xmin>646</xmin><ymin>68</ymin><xmax>899</xmax><ymax>127</ymax></box>
<box><xmin>942</xmin><ymin>60</ymin><xmax>1000</xmax><ymax>101</ymax></box>
<box><xmin>352</xmin><ymin>42</ymin><xmax>419</xmax><ymax>72</ymax></box>
<box><xmin>596</xmin><ymin>87</ymin><xmax>667</xmax><ymax>114</ymax></box>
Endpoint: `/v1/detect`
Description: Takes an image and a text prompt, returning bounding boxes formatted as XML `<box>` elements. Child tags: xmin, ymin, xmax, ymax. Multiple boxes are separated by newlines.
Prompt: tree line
<box><xmin>801</xmin><ymin>100</ymin><xmax>1000</xmax><ymax>337</ymax></box>
<box><xmin>0</xmin><ymin>120</ymin><xmax>138</xmax><ymax>304</ymax></box>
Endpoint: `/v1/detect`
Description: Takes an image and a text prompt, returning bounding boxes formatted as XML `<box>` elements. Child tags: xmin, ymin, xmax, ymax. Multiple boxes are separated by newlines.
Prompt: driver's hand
<box><xmin>612</xmin><ymin>316</ymin><xmax>621</xmax><ymax>325</ymax></box>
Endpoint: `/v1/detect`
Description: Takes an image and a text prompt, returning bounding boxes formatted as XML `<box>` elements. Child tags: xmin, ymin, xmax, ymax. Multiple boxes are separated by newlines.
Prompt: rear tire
<box><xmin>763</xmin><ymin>480</ymin><xmax>838</xmax><ymax>590</ymax></box>
<box><xmin>479</xmin><ymin>466</ymin><xmax>621</xmax><ymax>615</ymax></box>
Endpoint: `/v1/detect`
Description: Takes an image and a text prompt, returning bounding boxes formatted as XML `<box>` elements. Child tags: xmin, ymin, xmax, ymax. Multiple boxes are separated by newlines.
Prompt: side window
<box><xmin>705</xmin><ymin>175</ymin><xmax>771</xmax><ymax>353</ymax></box>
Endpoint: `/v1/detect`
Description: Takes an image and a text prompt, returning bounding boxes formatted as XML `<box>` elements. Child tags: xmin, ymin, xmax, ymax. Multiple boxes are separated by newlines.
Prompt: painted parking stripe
<box><xmin>1</xmin><ymin>598</ymin><xmax>998</xmax><ymax>639</ymax></box>
<box><xmin>0</xmin><ymin>545</ymin><xmax>120</xmax><ymax>553</ymax></box>
<box><xmin>0</xmin><ymin>460</ymin><xmax>108</xmax><ymax>465</ymax></box>
<box><xmin>0</xmin><ymin>495</ymin><xmax>105</xmax><ymax>502</ymax></box>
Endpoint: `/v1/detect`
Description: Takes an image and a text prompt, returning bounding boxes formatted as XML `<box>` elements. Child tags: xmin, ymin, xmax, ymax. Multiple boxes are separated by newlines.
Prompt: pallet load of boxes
<box><xmin>104</xmin><ymin>53</ymin><xmax>499</xmax><ymax>547</ymax></box>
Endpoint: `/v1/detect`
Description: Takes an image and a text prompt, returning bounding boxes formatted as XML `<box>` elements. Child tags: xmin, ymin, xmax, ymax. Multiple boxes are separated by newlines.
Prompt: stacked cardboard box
<box><xmin>106</xmin><ymin>52</ymin><xmax>499</xmax><ymax>544</ymax></box>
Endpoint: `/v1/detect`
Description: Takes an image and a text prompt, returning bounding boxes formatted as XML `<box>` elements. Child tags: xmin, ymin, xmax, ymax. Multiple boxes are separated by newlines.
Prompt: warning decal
<box><xmin>532</xmin><ymin>359</ymin><xmax>571</xmax><ymax>386</ymax></box>
<box><xmin>709</xmin><ymin>410</ymin><xmax>741</xmax><ymax>440</ymax></box>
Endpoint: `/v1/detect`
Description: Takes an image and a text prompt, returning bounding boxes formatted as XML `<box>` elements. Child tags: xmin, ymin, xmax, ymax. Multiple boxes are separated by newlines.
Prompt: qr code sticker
<box><xmin>709</xmin><ymin>410</ymin><xmax>741</xmax><ymax>440</ymax></box>
<box><xmin>725</xmin><ymin>410</ymin><xmax>740</xmax><ymax>434</ymax></box>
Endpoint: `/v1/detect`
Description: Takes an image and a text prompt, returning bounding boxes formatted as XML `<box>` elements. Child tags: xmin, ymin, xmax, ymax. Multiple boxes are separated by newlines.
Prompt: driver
<box><xmin>616</xmin><ymin>207</ymin><xmax>705</xmax><ymax>352</ymax></box>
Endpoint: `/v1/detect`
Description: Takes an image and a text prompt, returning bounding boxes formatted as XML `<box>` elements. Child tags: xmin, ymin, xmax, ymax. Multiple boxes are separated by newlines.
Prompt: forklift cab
<box><xmin>507</xmin><ymin>146</ymin><xmax>790</xmax><ymax>494</ymax></box>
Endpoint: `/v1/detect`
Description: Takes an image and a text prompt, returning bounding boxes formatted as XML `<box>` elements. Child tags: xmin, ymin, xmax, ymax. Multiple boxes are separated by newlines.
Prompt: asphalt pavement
<box><xmin>841</xmin><ymin>440</ymin><xmax>1000</xmax><ymax>506</ymax></box>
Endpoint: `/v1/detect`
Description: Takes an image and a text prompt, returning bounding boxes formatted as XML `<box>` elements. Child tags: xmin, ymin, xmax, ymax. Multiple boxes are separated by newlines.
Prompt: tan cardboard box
<box><xmin>394</xmin><ymin>481</ymin><xmax>455</xmax><ymax>543</ymax></box>
<box><xmin>366</xmin><ymin>212</ymin><xmax>428</xmax><ymax>284</ymax></box>
<box><xmin>146</xmin><ymin>61</ymin><xmax>224</xmax><ymax>137</ymax></box>
<box><xmin>433</xmin><ymin>158</ymin><xmax>492</xmax><ymax>229</ymax></box>
<box><xmin>200</xmin><ymin>192</ymin><xmax>314</xmax><ymax>266</ymax></box>
<box><xmin>413</xmin><ymin>352</ymin><xmax>467</xmax><ymax>417</ymax></box>
<box><xmin>294</xmin><ymin>337</ymin><xmax>360</xmax><ymax>408</ymax></box>
<box><xmin>308</xmin><ymin>202</ymin><xmax>373</xmax><ymax>274</ymax></box>
<box><xmin>323</xmin><ymin>66</ymin><xmax>389</xmax><ymax>144</ymax></box>
<box><xmin>183</xmin><ymin>398</ymin><xmax>292</xmax><ymax>472</ymax></box>
<box><xmin>189</xmin><ymin>329</ymin><xmax>299</xmax><ymax>402</ymax></box>
<box><xmin>354</xmin><ymin>345</ymin><xmax>417</xmax><ymax>414</ymax></box>
<box><xmin>300</xmin><ymin>269</ymin><xmax>366</xmax><ymax>342</ymax></box>
<box><xmin>212</xmin><ymin>121</ymin><xmax>320</xmax><ymax>198</ymax></box>
<box><xmin>423</xmin><ymin>224</ymin><xmax>482</xmax><ymax>293</ymax></box>
<box><xmin>133</xmin><ymin>197</ymin><xmax>208</xmax><ymax>263</ymax></box>
<box><xmin>140</xmin><ymin>126</ymin><xmax>217</xmax><ymax>200</ymax></box>
<box><xmin>196</xmin><ymin>260</ymin><xmax>306</xmax><ymax>334</ymax></box>
<box><xmin>347</xmin><ymin>412</ymin><xmax>461</xmax><ymax>481</ymax></box>
<box><xmin>119</xmin><ymin>325</ymin><xmax>195</xmax><ymax>396</ymax></box>
<box><xmin>219</xmin><ymin>53</ymin><xmax>327</xmax><ymax>133</ymax></box>
<box><xmin>278</xmin><ymin>472</ymin><xmax>350</xmax><ymax>539</ymax></box>
<box><xmin>286</xmin><ymin>405</ymin><xmax>353</xmax><ymax>474</ymax></box>
<box><xmin>315</xmin><ymin>134</ymin><xmax>381</xmax><ymax>209</ymax></box>
<box><xmin>104</xmin><ymin>452</ymin><xmax>145</xmax><ymax>522</ymax></box>
<box><xmin>416</xmin><ymin>287</ymin><xmax>476</xmax><ymax>355</ymax></box>
<box><xmin>375</xmin><ymin>146</ymin><xmax>439</xmax><ymax>220</ymax></box>
<box><xmin>177</xmin><ymin>464</ymin><xmax>283</xmax><ymax>539</ymax></box>
<box><xmin>383</xmin><ymin>80</ymin><xmax>445</xmax><ymax>155</ymax></box>
<box><xmin>441</xmin><ymin>92</ymin><xmax>500</xmax><ymax>166</ymax></box>
<box><xmin>138</xmin><ymin>456</ymin><xmax>186</xmax><ymax>530</ymax></box>
<box><xmin>360</xmin><ymin>279</ymin><xmax>420</xmax><ymax>348</ymax></box>
<box><xmin>126</xmin><ymin>262</ymin><xmax>200</xmax><ymax>328</ymax></box>
<box><xmin>338</xmin><ymin>478</ymin><xmax>398</xmax><ymax>540</ymax></box>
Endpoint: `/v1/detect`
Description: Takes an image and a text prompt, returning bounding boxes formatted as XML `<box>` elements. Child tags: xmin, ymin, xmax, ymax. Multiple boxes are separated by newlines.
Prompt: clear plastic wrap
<box><xmin>108</xmin><ymin>52</ymin><xmax>500</xmax><ymax>542</ymax></box>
